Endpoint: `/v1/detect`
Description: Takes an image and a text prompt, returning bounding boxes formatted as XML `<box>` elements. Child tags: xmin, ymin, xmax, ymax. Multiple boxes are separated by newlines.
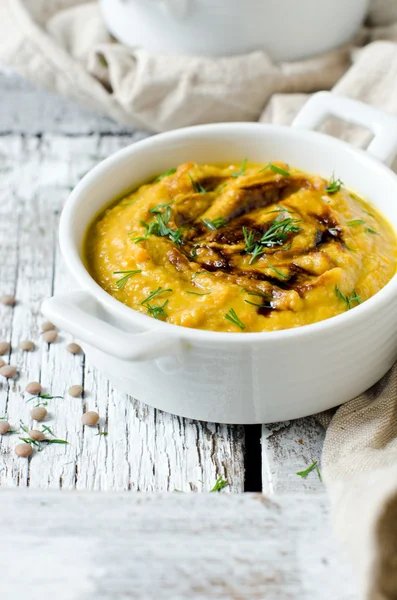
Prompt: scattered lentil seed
<box><xmin>81</xmin><ymin>411</ymin><xmax>99</xmax><ymax>426</ymax></box>
<box><xmin>41</xmin><ymin>321</ymin><xmax>56</xmax><ymax>333</ymax></box>
<box><xmin>30</xmin><ymin>406</ymin><xmax>47</xmax><ymax>421</ymax></box>
<box><xmin>42</xmin><ymin>330</ymin><xmax>58</xmax><ymax>344</ymax></box>
<box><xmin>0</xmin><ymin>295</ymin><xmax>16</xmax><ymax>306</ymax></box>
<box><xmin>0</xmin><ymin>421</ymin><xmax>10</xmax><ymax>434</ymax></box>
<box><xmin>19</xmin><ymin>340</ymin><xmax>35</xmax><ymax>352</ymax></box>
<box><xmin>68</xmin><ymin>385</ymin><xmax>83</xmax><ymax>398</ymax></box>
<box><xmin>66</xmin><ymin>342</ymin><xmax>82</xmax><ymax>355</ymax></box>
<box><xmin>26</xmin><ymin>381</ymin><xmax>42</xmax><ymax>395</ymax></box>
<box><xmin>15</xmin><ymin>443</ymin><xmax>33</xmax><ymax>457</ymax></box>
<box><xmin>28</xmin><ymin>429</ymin><xmax>46</xmax><ymax>441</ymax></box>
<box><xmin>0</xmin><ymin>341</ymin><xmax>10</xmax><ymax>355</ymax></box>
<box><xmin>0</xmin><ymin>365</ymin><xmax>16</xmax><ymax>379</ymax></box>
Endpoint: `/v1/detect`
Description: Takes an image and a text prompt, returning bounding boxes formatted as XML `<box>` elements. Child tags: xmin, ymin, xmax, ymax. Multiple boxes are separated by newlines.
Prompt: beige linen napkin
<box><xmin>0</xmin><ymin>1</ymin><xmax>396</xmax><ymax>598</ymax></box>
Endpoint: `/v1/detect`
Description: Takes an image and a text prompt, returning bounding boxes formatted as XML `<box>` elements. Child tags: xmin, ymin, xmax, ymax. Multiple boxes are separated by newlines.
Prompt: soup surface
<box><xmin>85</xmin><ymin>161</ymin><xmax>397</xmax><ymax>332</ymax></box>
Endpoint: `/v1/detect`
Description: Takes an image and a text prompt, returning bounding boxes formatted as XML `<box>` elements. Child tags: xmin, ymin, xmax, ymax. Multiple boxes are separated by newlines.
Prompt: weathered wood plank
<box><xmin>0</xmin><ymin>71</ymin><xmax>135</xmax><ymax>135</ymax></box>
<box><xmin>262</xmin><ymin>417</ymin><xmax>326</xmax><ymax>493</ymax></box>
<box><xmin>0</xmin><ymin>490</ymin><xmax>356</xmax><ymax>600</ymax></box>
<box><xmin>0</xmin><ymin>134</ymin><xmax>245</xmax><ymax>491</ymax></box>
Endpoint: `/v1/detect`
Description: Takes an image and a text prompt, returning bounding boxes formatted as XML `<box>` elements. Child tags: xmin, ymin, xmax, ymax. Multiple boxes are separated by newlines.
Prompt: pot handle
<box><xmin>292</xmin><ymin>91</ymin><xmax>397</xmax><ymax>166</ymax></box>
<box><xmin>42</xmin><ymin>292</ymin><xmax>182</xmax><ymax>362</ymax></box>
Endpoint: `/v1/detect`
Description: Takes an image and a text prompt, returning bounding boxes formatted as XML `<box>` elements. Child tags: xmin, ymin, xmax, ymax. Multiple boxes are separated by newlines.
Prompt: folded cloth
<box><xmin>0</xmin><ymin>1</ymin><xmax>396</xmax><ymax>597</ymax></box>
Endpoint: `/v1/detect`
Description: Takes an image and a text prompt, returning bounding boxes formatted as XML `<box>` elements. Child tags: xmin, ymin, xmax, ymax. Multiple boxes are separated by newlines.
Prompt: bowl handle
<box><xmin>292</xmin><ymin>91</ymin><xmax>397</xmax><ymax>166</ymax></box>
<box><xmin>42</xmin><ymin>292</ymin><xmax>183</xmax><ymax>362</ymax></box>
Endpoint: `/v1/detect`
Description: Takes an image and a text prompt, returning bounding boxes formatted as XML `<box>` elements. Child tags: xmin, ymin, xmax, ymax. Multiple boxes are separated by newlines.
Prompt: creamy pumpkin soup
<box><xmin>84</xmin><ymin>161</ymin><xmax>397</xmax><ymax>332</ymax></box>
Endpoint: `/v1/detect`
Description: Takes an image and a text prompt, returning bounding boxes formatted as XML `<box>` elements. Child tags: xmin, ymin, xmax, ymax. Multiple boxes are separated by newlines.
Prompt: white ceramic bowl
<box><xmin>100</xmin><ymin>0</ymin><xmax>369</xmax><ymax>61</ymax></box>
<box><xmin>43</xmin><ymin>92</ymin><xmax>397</xmax><ymax>424</ymax></box>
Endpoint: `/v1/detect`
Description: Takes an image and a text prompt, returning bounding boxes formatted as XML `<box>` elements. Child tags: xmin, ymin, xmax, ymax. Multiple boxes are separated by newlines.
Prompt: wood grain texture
<box><xmin>0</xmin><ymin>133</ymin><xmax>245</xmax><ymax>492</ymax></box>
<box><xmin>0</xmin><ymin>490</ymin><xmax>356</xmax><ymax>600</ymax></box>
<box><xmin>262</xmin><ymin>418</ymin><xmax>326</xmax><ymax>493</ymax></box>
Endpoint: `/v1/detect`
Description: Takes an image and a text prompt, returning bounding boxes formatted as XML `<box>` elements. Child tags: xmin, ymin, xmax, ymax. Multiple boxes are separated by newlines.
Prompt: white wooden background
<box><xmin>0</xmin><ymin>72</ymin><xmax>355</xmax><ymax>599</ymax></box>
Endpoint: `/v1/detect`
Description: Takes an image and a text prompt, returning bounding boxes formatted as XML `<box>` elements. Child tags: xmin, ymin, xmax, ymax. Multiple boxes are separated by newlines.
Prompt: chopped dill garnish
<box><xmin>366</xmin><ymin>227</ymin><xmax>379</xmax><ymax>235</ymax></box>
<box><xmin>133</xmin><ymin>207</ymin><xmax>184</xmax><ymax>246</ymax></box>
<box><xmin>248</xmin><ymin>245</ymin><xmax>266</xmax><ymax>264</ymax></box>
<box><xmin>149</xmin><ymin>200</ymin><xmax>174</xmax><ymax>214</ymax></box>
<box><xmin>224</xmin><ymin>308</ymin><xmax>245</xmax><ymax>330</ymax></box>
<box><xmin>267</xmin><ymin>261</ymin><xmax>288</xmax><ymax>279</ymax></box>
<box><xmin>155</xmin><ymin>168</ymin><xmax>177</xmax><ymax>181</ymax></box>
<box><xmin>216</xmin><ymin>183</ymin><xmax>227</xmax><ymax>192</ymax></box>
<box><xmin>96</xmin><ymin>431</ymin><xmax>108</xmax><ymax>436</ymax></box>
<box><xmin>335</xmin><ymin>285</ymin><xmax>361</xmax><ymax>310</ymax></box>
<box><xmin>259</xmin><ymin>163</ymin><xmax>290</xmax><ymax>177</ymax></box>
<box><xmin>242</xmin><ymin>226</ymin><xmax>256</xmax><ymax>252</ymax></box>
<box><xmin>244</xmin><ymin>299</ymin><xmax>272</xmax><ymax>308</ymax></box>
<box><xmin>146</xmin><ymin>300</ymin><xmax>169</xmax><ymax>320</ymax></box>
<box><xmin>210</xmin><ymin>475</ymin><xmax>229</xmax><ymax>492</ymax></box>
<box><xmin>296</xmin><ymin>460</ymin><xmax>322</xmax><ymax>481</ymax></box>
<box><xmin>201</xmin><ymin>217</ymin><xmax>226</xmax><ymax>230</ymax></box>
<box><xmin>325</xmin><ymin>174</ymin><xmax>343</xmax><ymax>194</ymax></box>
<box><xmin>113</xmin><ymin>270</ymin><xmax>142</xmax><ymax>289</ymax></box>
<box><xmin>363</xmin><ymin>209</ymin><xmax>375</xmax><ymax>218</ymax></box>
<box><xmin>346</xmin><ymin>219</ymin><xmax>366</xmax><ymax>226</ymax></box>
<box><xmin>244</xmin><ymin>218</ymin><xmax>301</xmax><ymax>265</ymax></box>
<box><xmin>186</xmin><ymin>290</ymin><xmax>211</xmax><ymax>296</ymax></box>
<box><xmin>141</xmin><ymin>287</ymin><xmax>172</xmax><ymax>305</ymax></box>
<box><xmin>189</xmin><ymin>173</ymin><xmax>206</xmax><ymax>194</ymax></box>
<box><xmin>231</xmin><ymin>158</ymin><xmax>248</xmax><ymax>178</ymax></box>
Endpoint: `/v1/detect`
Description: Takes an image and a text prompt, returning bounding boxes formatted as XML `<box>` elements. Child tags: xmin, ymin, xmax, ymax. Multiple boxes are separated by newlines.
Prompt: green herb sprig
<box><xmin>189</xmin><ymin>173</ymin><xmax>206</xmax><ymax>194</ymax></box>
<box><xmin>296</xmin><ymin>460</ymin><xmax>322</xmax><ymax>482</ymax></box>
<box><xmin>243</xmin><ymin>218</ymin><xmax>301</xmax><ymax>265</ymax></box>
<box><xmin>346</xmin><ymin>219</ymin><xmax>366</xmax><ymax>227</ymax></box>
<box><xmin>325</xmin><ymin>174</ymin><xmax>343</xmax><ymax>194</ymax></box>
<box><xmin>201</xmin><ymin>217</ymin><xmax>226</xmax><ymax>230</ymax></box>
<box><xmin>186</xmin><ymin>290</ymin><xmax>211</xmax><ymax>296</ymax></box>
<box><xmin>335</xmin><ymin>285</ymin><xmax>361</xmax><ymax>310</ymax></box>
<box><xmin>210</xmin><ymin>475</ymin><xmax>229</xmax><ymax>492</ymax></box>
<box><xmin>155</xmin><ymin>168</ymin><xmax>177</xmax><ymax>181</ymax></box>
<box><xmin>26</xmin><ymin>394</ymin><xmax>63</xmax><ymax>408</ymax></box>
<box><xmin>259</xmin><ymin>163</ymin><xmax>290</xmax><ymax>177</ymax></box>
<box><xmin>231</xmin><ymin>158</ymin><xmax>248</xmax><ymax>178</ymax></box>
<box><xmin>133</xmin><ymin>207</ymin><xmax>184</xmax><ymax>246</ymax></box>
<box><xmin>224</xmin><ymin>308</ymin><xmax>245</xmax><ymax>331</ymax></box>
<box><xmin>141</xmin><ymin>287</ymin><xmax>172</xmax><ymax>320</ymax></box>
<box><xmin>113</xmin><ymin>270</ymin><xmax>142</xmax><ymax>289</ymax></box>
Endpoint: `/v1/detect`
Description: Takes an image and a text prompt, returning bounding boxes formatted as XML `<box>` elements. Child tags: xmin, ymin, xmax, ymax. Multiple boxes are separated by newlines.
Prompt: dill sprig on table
<box><xmin>296</xmin><ymin>460</ymin><xmax>322</xmax><ymax>482</ymax></box>
<box><xmin>210</xmin><ymin>475</ymin><xmax>229</xmax><ymax>492</ymax></box>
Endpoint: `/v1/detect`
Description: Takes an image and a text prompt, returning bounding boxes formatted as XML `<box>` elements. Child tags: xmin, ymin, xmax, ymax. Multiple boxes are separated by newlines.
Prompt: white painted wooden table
<box><xmin>0</xmin><ymin>72</ymin><xmax>355</xmax><ymax>599</ymax></box>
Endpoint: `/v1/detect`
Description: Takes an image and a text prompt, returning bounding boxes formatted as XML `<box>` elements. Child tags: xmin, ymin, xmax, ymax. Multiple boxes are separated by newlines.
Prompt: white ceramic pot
<box><xmin>43</xmin><ymin>92</ymin><xmax>397</xmax><ymax>424</ymax></box>
<box><xmin>99</xmin><ymin>0</ymin><xmax>369</xmax><ymax>60</ymax></box>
